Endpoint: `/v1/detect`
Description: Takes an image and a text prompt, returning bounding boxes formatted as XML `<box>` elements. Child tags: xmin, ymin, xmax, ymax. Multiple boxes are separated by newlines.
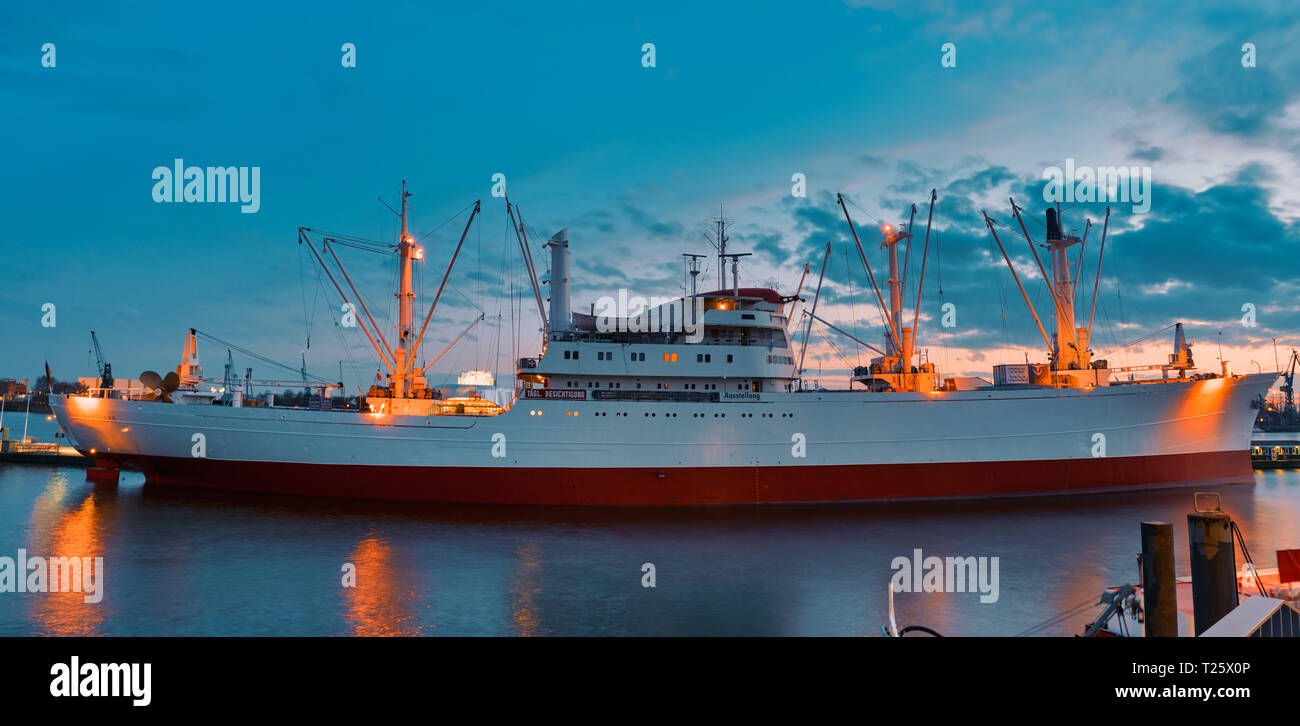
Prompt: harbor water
<box><xmin>1</xmin><ymin>416</ymin><xmax>1297</xmax><ymax>636</ymax></box>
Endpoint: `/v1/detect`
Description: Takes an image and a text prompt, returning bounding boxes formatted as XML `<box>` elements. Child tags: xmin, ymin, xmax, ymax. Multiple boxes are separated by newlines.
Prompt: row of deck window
<box><xmin>528</xmin><ymin>409</ymin><xmax>796</xmax><ymax>419</ymax></box>
<box><xmin>560</xmin><ymin>349</ymin><xmax>735</xmax><ymax>363</ymax></box>
<box><xmin>560</xmin><ymin>381</ymin><xmax>754</xmax><ymax>390</ymax></box>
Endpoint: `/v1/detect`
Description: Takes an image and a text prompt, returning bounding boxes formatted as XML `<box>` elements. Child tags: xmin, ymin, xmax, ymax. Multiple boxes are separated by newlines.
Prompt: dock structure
<box><xmin>1251</xmin><ymin>440</ymin><xmax>1300</xmax><ymax>469</ymax></box>
<box><xmin>0</xmin><ymin>439</ymin><xmax>89</xmax><ymax>466</ymax></box>
<box><xmin>1200</xmin><ymin>597</ymin><xmax>1300</xmax><ymax>637</ymax></box>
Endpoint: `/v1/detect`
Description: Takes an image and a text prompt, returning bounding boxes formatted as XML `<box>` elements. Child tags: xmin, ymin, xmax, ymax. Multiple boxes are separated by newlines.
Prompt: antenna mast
<box><xmin>706</xmin><ymin>208</ymin><xmax>734</xmax><ymax>290</ymax></box>
<box><xmin>721</xmin><ymin>252</ymin><xmax>751</xmax><ymax>295</ymax></box>
<box><xmin>683</xmin><ymin>253</ymin><xmax>706</xmax><ymax>326</ymax></box>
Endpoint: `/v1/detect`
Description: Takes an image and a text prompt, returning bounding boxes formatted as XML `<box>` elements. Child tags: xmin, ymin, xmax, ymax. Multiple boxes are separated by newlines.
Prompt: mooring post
<box><xmin>1187</xmin><ymin>512</ymin><xmax>1237</xmax><ymax>635</ymax></box>
<box><xmin>1140</xmin><ymin>521</ymin><xmax>1178</xmax><ymax>637</ymax></box>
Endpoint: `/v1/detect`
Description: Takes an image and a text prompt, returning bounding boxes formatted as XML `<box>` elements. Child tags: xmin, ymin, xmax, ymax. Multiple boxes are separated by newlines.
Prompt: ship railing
<box><xmin>81</xmin><ymin>387</ymin><xmax>154</xmax><ymax>401</ymax></box>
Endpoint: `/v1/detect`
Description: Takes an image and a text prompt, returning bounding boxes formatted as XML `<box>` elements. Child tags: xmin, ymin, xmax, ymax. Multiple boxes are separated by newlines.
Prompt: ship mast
<box><xmin>1008</xmin><ymin>200</ymin><xmax>1090</xmax><ymax>371</ymax></box>
<box><xmin>882</xmin><ymin>204</ymin><xmax>916</xmax><ymax>357</ymax></box>
<box><xmin>982</xmin><ymin>201</ymin><xmax>1121</xmax><ymax>388</ymax></box>
<box><xmin>394</xmin><ymin>181</ymin><xmax>415</xmax><ymax>397</ymax></box>
<box><xmin>299</xmin><ymin>182</ymin><xmax>481</xmax><ymax>407</ymax></box>
<box><xmin>1046</xmin><ymin>207</ymin><xmax>1082</xmax><ymax>369</ymax></box>
<box><xmin>834</xmin><ymin>191</ymin><xmax>937</xmax><ymax>392</ymax></box>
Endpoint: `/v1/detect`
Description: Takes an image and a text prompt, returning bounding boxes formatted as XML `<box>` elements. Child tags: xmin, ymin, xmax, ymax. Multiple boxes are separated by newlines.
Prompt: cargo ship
<box><xmin>52</xmin><ymin>184</ymin><xmax>1276</xmax><ymax>505</ymax></box>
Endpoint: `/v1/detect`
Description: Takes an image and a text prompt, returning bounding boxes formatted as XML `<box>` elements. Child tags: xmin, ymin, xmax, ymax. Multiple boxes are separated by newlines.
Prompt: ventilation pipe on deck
<box><xmin>546</xmin><ymin>229</ymin><xmax>571</xmax><ymax>333</ymax></box>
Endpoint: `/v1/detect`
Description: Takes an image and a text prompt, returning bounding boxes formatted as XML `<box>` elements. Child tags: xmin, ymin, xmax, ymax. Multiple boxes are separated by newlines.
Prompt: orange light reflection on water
<box><xmin>510</xmin><ymin>541</ymin><xmax>542</xmax><ymax>636</ymax></box>
<box><xmin>27</xmin><ymin>475</ymin><xmax>106</xmax><ymax>636</ymax></box>
<box><xmin>342</xmin><ymin>536</ymin><xmax>426</xmax><ymax>636</ymax></box>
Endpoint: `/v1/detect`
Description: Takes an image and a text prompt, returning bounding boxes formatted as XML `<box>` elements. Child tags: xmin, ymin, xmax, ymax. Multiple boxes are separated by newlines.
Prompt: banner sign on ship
<box><xmin>522</xmin><ymin>389</ymin><xmax>588</xmax><ymax>400</ymax></box>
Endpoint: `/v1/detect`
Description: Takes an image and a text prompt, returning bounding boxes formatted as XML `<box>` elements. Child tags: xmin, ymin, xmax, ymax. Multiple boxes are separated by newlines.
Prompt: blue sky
<box><xmin>2</xmin><ymin>0</ymin><xmax>1298</xmax><ymax>391</ymax></box>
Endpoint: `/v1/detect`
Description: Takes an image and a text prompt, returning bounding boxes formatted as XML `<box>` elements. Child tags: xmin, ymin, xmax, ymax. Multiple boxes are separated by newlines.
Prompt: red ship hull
<box><xmin>97</xmin><ymin>449</ymin><xmax>1253</xmax><ymax>506</ymax></box>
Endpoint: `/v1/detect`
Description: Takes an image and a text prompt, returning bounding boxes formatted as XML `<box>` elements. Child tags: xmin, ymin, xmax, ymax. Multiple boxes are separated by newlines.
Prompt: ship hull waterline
<box><xmin>82</xmin><ymin>450</ymin><xmax>1251</xmax><ymax>506</ymax></box>
<box><xmin>51</xmin><ymin>373</ymin><xmax>1276</xmax><ymax>506</ymax></box>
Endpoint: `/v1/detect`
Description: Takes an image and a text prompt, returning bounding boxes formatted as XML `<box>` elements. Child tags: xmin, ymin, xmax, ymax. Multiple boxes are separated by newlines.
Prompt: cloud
<box><xmin>1166</xmin><ymin>40</ymin><xmax>1297</xmax><ymax>138</ymax></box>
<box><xmin>785</xmin><ymin>161</ymin><xmax>1300</xmax><ymax>361</ymax></box>
<box><xmin>620</xmin><ymin>202</ymin><xmax>685</xmax><ymax>239</ymax></box>
<box><xmin>1132</xmin><ymin>144</ymin><xmax>1164</xmax><ymax>162</ymax></box>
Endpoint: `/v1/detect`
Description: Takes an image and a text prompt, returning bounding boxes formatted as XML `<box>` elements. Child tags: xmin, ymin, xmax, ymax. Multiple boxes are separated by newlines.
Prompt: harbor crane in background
<box><xmin>1283</xmin><ymin>350</ymin><xmax>1298</xmax><ymax>422</ymax></box>
<box><xmin>1256</xmin><ymin>348</ymin><xmax>1299</xmax><ymax>431</ymax></box>
<box><xmin>89</xmin><ymin>330</ymin><xmax>113</xmax><ymax>390</ymax></box>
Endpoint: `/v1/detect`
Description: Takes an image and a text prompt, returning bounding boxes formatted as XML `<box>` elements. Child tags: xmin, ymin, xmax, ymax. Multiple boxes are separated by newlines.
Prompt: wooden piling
<box><xmin>1187</xmin><ymin>512</ymin><xmax>1238</xmax><ymax>635</ymax></box>
<box><xmin>1141</xmin><ymin>521</ymin><xmax>1178</xmax><ymax>637</ymax></box>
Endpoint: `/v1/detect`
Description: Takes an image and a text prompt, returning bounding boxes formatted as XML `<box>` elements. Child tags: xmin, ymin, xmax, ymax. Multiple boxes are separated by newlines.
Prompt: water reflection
<box><xmin>25</xmin><ymin>471</ymin><xmax>108</xmax><ymax>636</ymax></box>
<box><xmin>510</xmin><ymin>541</ymin><xmax>543</xmax><ymax>636</ymax></box>
<box><xmin>342</xmin><ymin>535</ymin><xmax>426</xmax><ymax>636</ymax></box>
<box><xmin>0</xmin><ymin>456</ymin><xmax>1296</xmax><ymax>636</ymax></box>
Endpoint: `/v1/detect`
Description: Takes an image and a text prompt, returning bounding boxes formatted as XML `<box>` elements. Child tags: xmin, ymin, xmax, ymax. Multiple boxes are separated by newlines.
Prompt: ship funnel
<box><xmin>1046</xmin><ymin>208</ymin><xmax>1062</xmax><ymax>241</ymax></box>
<box><xmin>546</xmin><ymin>229</ymin><xmax>570</xmax><ymax>332</ymax></box>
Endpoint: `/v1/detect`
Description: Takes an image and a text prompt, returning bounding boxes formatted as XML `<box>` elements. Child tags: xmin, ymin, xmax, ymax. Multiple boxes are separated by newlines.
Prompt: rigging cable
<box><xmin>1013</xmin><ymin>596</ymin><xmax>1101</xmax><ymax>637</ymax></box>
<box><xmin>1094</xmin><ymin>323</ymin><xmax>1178</xmax><ymax>360</ymax></box>
<box><xmin>298</xmin><ymin>245</ymin><xmax>313</xmax><ymax>348</ymax></box>
<box><xmin>192</xmin><ymin>329</ymin><xmax>332</xmax><ymax>382</ymax></box>
<box><xmin>820</xmin><ymin>329</ymin><xmax>859</xmax><ymax>376</ymax></box>
<box><xmin>319</xmin><ymin>271</ymin><xmax>363</xmax><ymax>398</ymax></box>
<box><xmin>415</xmin><ymin>201</ymin><xmax>479</xmax><ymax>244</ymax></box>
<box><xmin>845</xmin><ymin>248</ymin><xmax>860</xmax><ymax>366</ymax></box>
<box><xmin>935</xmin><ymin>230</ymin><xmax>950</xmax><ymax>376</ymax></box>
